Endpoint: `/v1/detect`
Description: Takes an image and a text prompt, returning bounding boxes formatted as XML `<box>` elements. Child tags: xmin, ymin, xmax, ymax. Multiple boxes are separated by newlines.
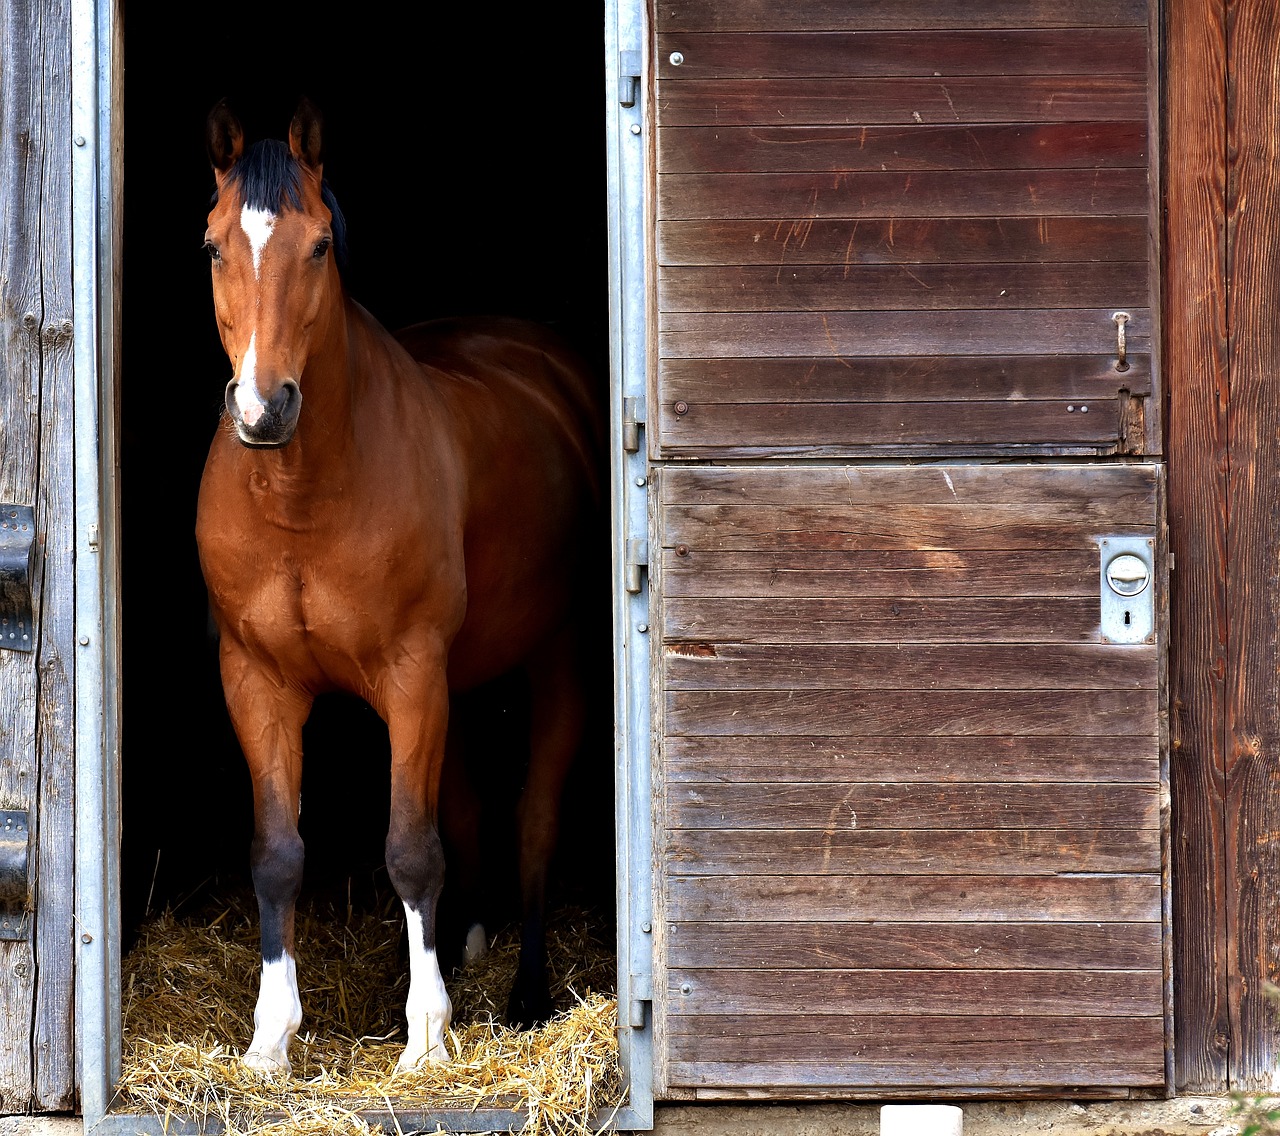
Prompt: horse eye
<box><xmin>203</xmin><ymin>240</ymin><xmax>221</xmax><ymax>263</ymax></box>
<box><xmin>312</xmin><ymin>238</ymin><xmax>331</xmax><ymax>261</ymax></box>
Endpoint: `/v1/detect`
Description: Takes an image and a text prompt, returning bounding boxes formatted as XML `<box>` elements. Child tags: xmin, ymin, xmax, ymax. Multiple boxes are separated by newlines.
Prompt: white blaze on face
<box><xmin>240</xmin><ymin>203</ymin><xmax>277</xmax><ymax>279</ymax></box>
<box><xmin>396</xmin><ymin>905</ymin><xmax>452</xmax><ymax>1071</ymax></box>
<box><xmin>243</xmin><ymin>953</ymin><xmax>302</xmax><ymax>1076</ymax></box>
<box><xmin>234</xmin><ymin>333</ymin><xmax>268</xmax><ymax>426</ymax></box>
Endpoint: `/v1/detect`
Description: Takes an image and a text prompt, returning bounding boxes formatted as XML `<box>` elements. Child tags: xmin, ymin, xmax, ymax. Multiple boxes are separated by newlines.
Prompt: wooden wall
<box><xmin>0</xmin><ymin>0</ymin><xmax>77</xmax><ymax>1112</ymax></box>
<box><xmin>1166</xmin><ymin>0</ymin><xmax>1280</xmax><ymax>1094</ymax></box>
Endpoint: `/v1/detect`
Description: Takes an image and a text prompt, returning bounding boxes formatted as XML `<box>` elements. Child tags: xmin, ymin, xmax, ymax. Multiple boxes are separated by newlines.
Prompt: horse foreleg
<box><xmin>222</xmin><ymin>654</ymin><xmax>311</xmax><ymax>1077</ymax></box>
<box><xmin>508</xmin><ymin>627</ymin><xmax>586</xmax><ymax>1028</ymax></box>
<box><xmin>384</xmin><ymin>663</ymin><xmax>453</xmax><ymax>1070</ymax></box>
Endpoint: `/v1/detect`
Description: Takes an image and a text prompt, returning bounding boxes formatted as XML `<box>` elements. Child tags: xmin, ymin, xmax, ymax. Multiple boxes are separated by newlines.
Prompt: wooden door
<box><xmin>650</xmin><ymin>463</ymin><xmax>1168</xmax><ymax>1096</ymax></box>
<box><xmin>651</xmin><ymin>0</ymin><xmax>1158</xmax><ymax>460</ymax></box>
<box><xmin>645</xmin><ymin>0</ymin><xmax>1167</xmax><ymax>1097</ymax></box>
<box><xmin>0</xmin><ymin>0</ymin><xmax>78</xmax><ymax>1112</ymax></box>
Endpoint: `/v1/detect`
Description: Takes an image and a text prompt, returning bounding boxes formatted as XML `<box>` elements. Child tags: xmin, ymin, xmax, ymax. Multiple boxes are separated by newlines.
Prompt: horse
<box><xmin>193</xmin><ymin>98</ymin><xmax>606</xmax><ymax>1076</ymax></box>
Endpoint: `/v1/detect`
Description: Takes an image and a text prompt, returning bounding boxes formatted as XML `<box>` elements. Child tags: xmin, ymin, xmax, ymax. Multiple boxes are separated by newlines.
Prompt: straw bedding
<box><xmin>119</xmin><ymin>890</ymin><xmax>623</xmax><ymax>1135</ymax></box>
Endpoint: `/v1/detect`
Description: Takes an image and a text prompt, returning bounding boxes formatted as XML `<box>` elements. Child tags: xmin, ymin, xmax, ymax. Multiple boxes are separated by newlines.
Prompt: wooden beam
<box><xmin>1165</xmin><ymin>0</ymin><xmax>1230</xmax><ymax>1094</ymax></box>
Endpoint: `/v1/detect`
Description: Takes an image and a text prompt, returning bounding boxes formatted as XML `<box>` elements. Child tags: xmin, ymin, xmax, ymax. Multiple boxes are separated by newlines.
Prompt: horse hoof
<box><xmin>243</xmin><ymin>1049</ymin><xmax>291</xmax><ymax>1078</ymax></box>
<box><xmin>394</xmin><ymin>1043</ymin><xmax>449</xmax><ymax>1073</ymax></box>
<box><xmin>463</xmin><ymin>923</ymin><xmax>489</xmax><ymax>965</ymax></box>
<box><xmin>506</xmin><ymin>982</ymin><xmax>553</xmax><ymax>1030</ymax></box>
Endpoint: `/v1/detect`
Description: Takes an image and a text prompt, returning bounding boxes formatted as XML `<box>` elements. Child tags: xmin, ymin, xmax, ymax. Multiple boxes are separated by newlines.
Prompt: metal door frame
<box><xmin>71</xmin><ymin>0</ymin><xmax>655</xmax><ymax>1128</ymax></box>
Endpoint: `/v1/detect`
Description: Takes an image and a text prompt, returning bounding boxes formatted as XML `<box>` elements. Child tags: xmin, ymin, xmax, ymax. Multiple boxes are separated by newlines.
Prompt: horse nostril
<box><xmin>272</xmin><ymin>381</ymin><xmax>300</xmax><ymax>418</ymax></box>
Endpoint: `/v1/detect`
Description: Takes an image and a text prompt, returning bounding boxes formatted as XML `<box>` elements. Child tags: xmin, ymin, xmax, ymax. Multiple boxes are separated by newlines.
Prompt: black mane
<box><xmin>215</xmin><ymin>138</ymin><xmax>349</xmax><ymax>269</ymax></box>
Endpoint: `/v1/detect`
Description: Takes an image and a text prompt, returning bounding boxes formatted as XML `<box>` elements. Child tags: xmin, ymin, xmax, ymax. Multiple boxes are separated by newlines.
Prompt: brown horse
<box><xmin>193</xmin><ymin>99</ymin><xmax>605</xmax><ymax>1075</ymax></box>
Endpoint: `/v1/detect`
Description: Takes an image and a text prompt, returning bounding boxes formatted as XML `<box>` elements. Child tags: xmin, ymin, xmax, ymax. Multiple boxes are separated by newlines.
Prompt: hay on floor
<box><xmin>118</xmin><ymin>891</ymin><xmax>623</xmax><ymax>1135</ymax></box>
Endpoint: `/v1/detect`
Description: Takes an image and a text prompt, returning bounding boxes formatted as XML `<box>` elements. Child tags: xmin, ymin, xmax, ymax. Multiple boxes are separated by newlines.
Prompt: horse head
<box><xmin>203</xmin><ymin>99</ymin><xmax>345</xmax><ymax>448</ymax></box>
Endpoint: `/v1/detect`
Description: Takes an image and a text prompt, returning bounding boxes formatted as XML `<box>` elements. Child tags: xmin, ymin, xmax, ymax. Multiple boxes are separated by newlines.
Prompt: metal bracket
<box><xmin>629</xmin><ymin>970</ymin><xmax>653</xmax><ymax>1028</ymax></box>
<box><xmin>0</xmin><ymin>810</ymin><xmax>31</xmax><ymax>940</ymax></box>
<box><xmin>0</xmin><ymin>504</ymin><xmax>35</xmax><ymax>653</ymax></box>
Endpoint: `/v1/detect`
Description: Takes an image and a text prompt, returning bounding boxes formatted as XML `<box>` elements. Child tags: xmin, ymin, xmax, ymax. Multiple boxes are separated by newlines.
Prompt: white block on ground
<box><xmin>881</xmin><ymin>1104</ymin><xmax>963</xmax><ymax>1136</ymax></box>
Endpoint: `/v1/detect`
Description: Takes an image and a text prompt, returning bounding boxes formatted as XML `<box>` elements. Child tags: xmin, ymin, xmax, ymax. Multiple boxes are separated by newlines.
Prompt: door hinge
<box><xmin>0</xmin><ymin>504</ymin><xmax>35</xmax><ymax>653</ymax></box>
<box><xmin>629</xmin><ymin>970</ymin><xmax>653</xmax><ymax>1029</ymax></box>
<box><xmin>625</xmin><ymin>538</ymin><xmax>648</xmax><ymax>595</ymax></box>
<box><xmin>622</xmin><ymin>395</ymin><xmax>645</xmax><ymax>453</ymax></box>
<box><xmin>0</xmin><ymin>810</ymin><xmax>31</xmax><ymax>940</ymax></box>
<box><xmin>619</xmin><ymin>49</ymin><xmax>641</xmax><ymax>108</ymax></box>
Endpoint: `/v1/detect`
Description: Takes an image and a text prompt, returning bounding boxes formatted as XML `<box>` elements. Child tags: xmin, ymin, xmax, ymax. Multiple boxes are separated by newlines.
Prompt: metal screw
<box><xmin>680</xmin><ymin>982</ymin><xmax>692</xmax><ymax>994</ymax></box>
<box><xmin>635</xmin><ymin>476</ymin><xmax>646</xmax><ymax>487</ymax></box>
<box><xmin>1080</xmin><ymin>405</ymin><xmax>1089</xmax><ymax>413</ymax></box>
<box><xmin>674</xmin><ymin>400</ymin><xmax>689</xmax><ymax>415</ymax></box>
<box><xmin>74</xmin><ymin>134</ymin><xmax>85</xmax><ymax>147</ymax></box>
<box><xmin>676</xmin><ymin>544</ymin><xmax>689</xmax><ymax>557</ymax></box>
<box><xmin>637</xmin><ymin>623</ymin><xmax>649</xmax><ymax>634</ymax></box>
<box><xmin>81</xmin><ymin>933</ymin><xmax>93</xmax><ymax>944</ymax></box>
<box><xmin>641</xmin><ymin>921</ymin><xmax>652</xmax><ymax>933</ymax></box>
<box><xmin>669</xmin><ymin>51</ymin><xmax>684</xmax><ymax>66</ymax></box>
<box><xmin>1067</xmin><ymin>405</ymin><xmax>1076</xmax><ymax>412</ymax></box>
<box><xmin>630</xmin><ymin>123</ymin><xmax>641</xmax><ymax>135</ymax></box>
<box><xmin>78</xmin><ymin>635</ymin><xmax>89</xmax><ymax>645</ymax></box>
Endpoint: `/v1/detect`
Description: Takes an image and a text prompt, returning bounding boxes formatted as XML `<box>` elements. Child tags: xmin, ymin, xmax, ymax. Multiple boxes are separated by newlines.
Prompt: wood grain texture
<box><xmin>658</xmin><ymin>1</ymin><xmax>1147</xmax><ymax>32</ymax></box>
<box><xmin>655</xmin><ymin>30</ymin><xmax>1147</xmax><ymax>80</ymax></box>
<box><xmin>657</xmin><ymin>219</ymin><xmax>1150</xmax><ymax>266</ymax></box>
<box><xmin>0</xmin><ymin>0</ymin><xmax>75</xmax><ymax>1109</ymax></box>
<box><xmin>666</xmin><ymin>874</ymin><xmax>1162</xmax><ymax>923</ymax></box>
<box><xmin>658</xmin><ymin>262</ymin><xmax>1148</xmax><ymax>312</ymax></box>
<box><xmin>656</xmin><ymin>77</ymin><xmax>1149</xmax><ymax>127</ymax></box>
<box><xmin>1164</xmin><ymin>0</ymin><xmax>1230</xmax><ymax>1093</ymax></box>
<box><xmin>1224</xmin><ymin>0</ymin><xmax>1280</xmax><ymax>1092</ymax></box>
<box><xmin>665</xmin><ymin>922</ymin><xmax>1163</xmax><ymax>969</ymax></box>
<box><xmin>667</xmin><ymin>827</ymin><xmax>1161</xmax><ymax>875</ymax></box>
<box><xmin>663</xmin><ymin>734</ymin><xmax>1160</xmax><ymax>784</ymax></box>
<box><xmin>662</xmin><ymin>642</ymin><xmax>1155</xmax><ymax>683</ymax></box>
<box><xmin>658</xmin><ymin>123</ymin><xmax>1148</xmax><ymax>174</ymax></box>
<box><xmin>658</xmin><ymin>170</ymin><xmax>1149</xmax><ymax>221</ymax></box>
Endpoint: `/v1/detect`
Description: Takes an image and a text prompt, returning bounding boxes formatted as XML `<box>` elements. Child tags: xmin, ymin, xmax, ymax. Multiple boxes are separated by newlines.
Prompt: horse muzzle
<box><xmin>225</xmin><ymin>377</ymin><xmax>302</xmax><ymax>448</ymax></box>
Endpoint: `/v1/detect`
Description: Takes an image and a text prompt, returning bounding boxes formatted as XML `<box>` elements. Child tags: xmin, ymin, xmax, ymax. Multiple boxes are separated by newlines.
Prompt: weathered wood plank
<box><xmin>659</xmin><ymin>1</ymin><xmax>1147</xmax><ymax>32</ymax></box>
<box><xmin>660</xmin><ymin>553</ymin><xmax>1104</xmax><ymax>598</ymax></box>
<box><xmin>663</xmin><ymin>642</ymin><xmax>1155</xmax><ymax>685</ymax></box>
<box><xmin>665</xmin><ymin>781</ymin><xmax>1159</xmax><ymax>828</ymax></box>
<box><xmin>657</xmin><ymin>401</ymin><xmax>1123</xmax><ymax>450</ymax></box>
<box><xmin>659</xmin><ymin>123</ymin><xmax>1148</xmax><ymax>175</ymax></box>
<box><xmin>658</xmin><ymin>309</ymin><xmax>1151</xmax><ymax>358</ymax></box>
<box><xmin>667</xmin><ymin>687</ymin><xmax>1157</xmax><ymax>738</ymax></box>
<box><xmin>666</xmin><ymin>827</ymin><xmax>1161</xmax><ymax>875</ymax></box>
<box><xmin>659</xmin><ymin>462</ymin><xmax>1158</xmax><ymax>505</ymax></box>
<box><xmin>667</xmin><ymin>874</ymin><xmax>1163</xmax><ymax>923</ymax></box>
<box><xmin>667</xmin><ymin>1016</ymin><xmax>1163</xmax><ymax>1072</ymax></box>
<box><xmin>658</xmin><ymin>263</ymin><xmax>1148</xmax><ymax>312</ymax></box>
<box><xmin>1164</xmin><ymin>0</ymin><xmax>1229</xmax><ymax>1094</ymax></box>
<box><xmin>1224</xmin><ymin>0</ymin><xmax>1280</xmax><ymax>1091</ymax></box>
<box><xmin>667</xmin><ymin>968</ymin><xmax>1164</xmax><ymax>1017</ymax></box>
<box><xmin>657</xmin><ymin>218</ymin><xmax>1150</xmax><ymax>266</ymax></box>
<box><xmin>658</xmin><ymin>170</ymin><xmax>1149</xmax><ymax>220</ymax></box>
<box><xmin>663</xmin><ymin>734</ymin><xmax>1160</xmax><ymax>784</ymax></box>
<box><xmin>664</xmin><ymin>596</ymin><xmax>1108</xmax><ymax>644</ymax></box>
<box><xmin>656</xmin><ymin>78</ymin><xmax>1149</xmax><ymax>127</ymax></box>
<box><xmin>662</xmin><ymin>501</ymin><xmax>1154</xmax><ymax>546</ymax></box>
<box><xmin>666</xmin><ymin>922</ymin><xmax>1163</xmax><ymax>970</ymax></box>
<box><xmin>658</xmin><ymin>356</ymin><xmax>1153</xmax><ymax>407</ymax></box>
<box><xmin>667</xmin><ymin>1058</ymin><xmax>1163</xmax><ymax>1090</ymax></box>
<box><xmin>655</xmin><ymin>31</ymin><xmax>1148</xmax><ymax>80</ymax></box>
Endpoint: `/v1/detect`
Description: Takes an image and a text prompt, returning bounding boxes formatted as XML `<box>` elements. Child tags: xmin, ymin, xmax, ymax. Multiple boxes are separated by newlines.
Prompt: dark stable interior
<box><xmin>119</xmin><ymin>3</ymin><xmax>614</xmax><ymax>967</ymax></box>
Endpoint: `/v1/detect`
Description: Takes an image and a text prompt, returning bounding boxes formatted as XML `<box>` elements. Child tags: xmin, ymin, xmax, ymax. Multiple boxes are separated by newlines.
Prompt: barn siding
<box><xmin>0</xmin><ymin>0</ymin><xmax>77</xmax><ymax>1111</ymax></box>
<box><xmin>651</xmin><ymin>2</ymin><xmax>1157</xmax><ymax>458</ymax></box>
<box><xmin>651</xmin><ymin>464</ymin><xmax>1168</xmax><ymax>1096</ymax></box>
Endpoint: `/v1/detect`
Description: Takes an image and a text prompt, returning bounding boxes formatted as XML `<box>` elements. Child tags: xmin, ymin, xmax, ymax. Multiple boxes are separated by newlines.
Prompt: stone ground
<box><xmin>0</xmin><ymin>1096</ymin><xmax>1261</xmax><ymax>1135</ymax></box>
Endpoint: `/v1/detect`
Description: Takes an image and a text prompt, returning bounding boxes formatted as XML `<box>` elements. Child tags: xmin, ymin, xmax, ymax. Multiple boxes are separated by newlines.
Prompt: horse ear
<box><xmin>289</xmin><ymin>98</ymin><xmax>324</xmax><ymax>171</ymax></box>
<box><xmin>206</xmin><ymin>99</ymin><xmax>244</xmax><ymax>175</ymax></box>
